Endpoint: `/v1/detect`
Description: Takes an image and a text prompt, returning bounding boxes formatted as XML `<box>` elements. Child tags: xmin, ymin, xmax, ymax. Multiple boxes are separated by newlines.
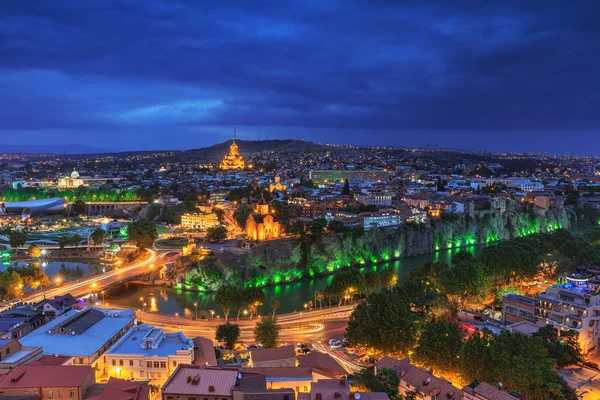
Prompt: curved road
<box><xmin>138</xmin><ymin>304</ymin><xmax>364</xmax><ymax>373</ymax></box>
<box><xmin>5</xmin><ymin>249</ymin><xmax>179</xmax><ymax>305</ymax></box>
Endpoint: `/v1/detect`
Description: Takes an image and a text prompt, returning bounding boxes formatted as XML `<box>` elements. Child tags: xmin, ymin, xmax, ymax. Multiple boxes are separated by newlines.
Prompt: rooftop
<box><xmin>161</xmin><ymin>365</ymin><xmax>239</xmax><ymax>396</ymax></box>
<box><xmin>107</xmin><ymin>324</ymin><xmax>193</xmax><ymax>357</ymax></box>
<box><xmin>250</xmin><ymin>346</ymin><xmax>296</xmax><ymax>363</ymax></box>
<box><xmin>19</xmin><ymin>308</ymin><xmax>135</xmax><ymax>358</ymax></box>
<box><xmin>0</xmin><ymin>365</ymin><xmax>93</xmax><ymax>389</ymax></box>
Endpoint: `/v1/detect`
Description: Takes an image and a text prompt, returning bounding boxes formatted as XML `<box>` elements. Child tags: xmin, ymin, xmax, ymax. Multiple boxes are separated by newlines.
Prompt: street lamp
<box><xmin>194</xmin><ymin>303</ymin><xmax>198</xmax><ymax>320</ymax></box>
<box><xmin>304</xmin><ymin>303</ymin><xmax>308</xmax><ymax>312</ymax></box>
<box><xmin>175</xmin><ymin>312</ymin><xmax>179</xmax><ymax>328</ymax></box>
<box><xmin>102</xmin><ymin>290</ymin><xmax>105</xmax><ymax>305</ymax></box>
<box><xmin>243</xmin><ymin>309</ymin><xmax>248</xmax><ymax>319</ymax></box>
<box><xmin>210</xmin><ymin>310</ymin><xmax>215</xmax><ymax>320</ymax></box>
<box><xmin>55</xmin><ymin>277</ymin><xmax>61</xmax><ymax>286</ymax></box>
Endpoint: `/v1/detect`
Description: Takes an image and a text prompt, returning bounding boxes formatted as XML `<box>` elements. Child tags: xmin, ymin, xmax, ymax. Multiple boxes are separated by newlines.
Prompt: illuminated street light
<box><xmin>55</xmin><ymin>277</ymin><xmax>61</xmax><ymax>286</ymax></box>
<box><xmin>243</xmin><ymin>310</ymin><xmax>248</xmax><ymax>319</ymax></box>
<box><xmin>210</xmin><ymin>310</ymin><xmax>215</xmax><ymax>320</ymax></box>
<box><xmin>194</xmin><ymin>303</ymin><xmax>198</xmax><ymax>320</ymax></box>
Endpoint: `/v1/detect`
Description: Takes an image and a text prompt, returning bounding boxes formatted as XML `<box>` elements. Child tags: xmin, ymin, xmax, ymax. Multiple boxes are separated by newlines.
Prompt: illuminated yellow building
<box><xmin>269</xmin><ymin>175</ymin><xmax>287</xmax><ymax>192</ymax></box>
<box><xmin>246</xmin><ymin>196</ymin><xmax>281</xmax><ymax>241</ymax></box>
<box><xmin>57</xmin><ymin>170</ymin><xmax>85</xmax><ymax>189</ymax></box>
<box><xmin>219</xmin><ymin>130</ymin><xmax>245</xmax><ymax>170</ymax></box>
<box><xmin>181</xmin><ymin>212</ymin><xmax>219</xmax><ymax>230</ymax></box>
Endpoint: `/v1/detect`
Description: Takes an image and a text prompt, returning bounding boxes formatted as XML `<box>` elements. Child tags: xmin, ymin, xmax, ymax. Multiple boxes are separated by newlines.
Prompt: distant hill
<box><xmin>0</xmin><ymin>144</ymin><xmax>114</xmax><ymax>154</ymax></box>
<box><xmin>181</xmin><ymin>139</ymin><xmax>326</xmax><ymax>161</ymax></box>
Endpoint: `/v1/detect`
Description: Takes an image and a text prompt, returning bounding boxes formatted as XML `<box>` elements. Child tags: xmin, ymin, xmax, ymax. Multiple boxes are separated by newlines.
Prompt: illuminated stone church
<box><xmin>246</xmin><ymin>195</ymin><xmax>281</xmax><ymax>241</ymax></box>
<box><xmin>219</xmin><ymin>129</ymin><xmax>245</xmax><ymax>170</ymax></box>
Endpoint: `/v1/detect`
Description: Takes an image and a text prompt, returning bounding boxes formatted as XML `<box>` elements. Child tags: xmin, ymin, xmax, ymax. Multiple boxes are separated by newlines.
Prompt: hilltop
<box><xmin>179</xmin><ymin>139</ymin><xmax>326</xmax><ymax>161</ymax></box>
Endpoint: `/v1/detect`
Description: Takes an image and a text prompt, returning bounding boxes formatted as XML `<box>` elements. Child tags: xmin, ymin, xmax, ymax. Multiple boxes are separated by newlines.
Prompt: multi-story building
<box><xmin>57</xmin><ymin>170</ymin><xmax>85</xmax><ymax>189</ymax></box>
<box><xmin>502</xmin><ymin>269</ymin><xmax>600</xmax><ymax>353</ymax></box>
<box><xmin>309</xmin><ymin>170</ymin><xmax>390</xmax><ymax>186</ymax></box>
<box><xmin>0</xmin><ymin>339</ymin><xmax>43</xmax><ymax>375</ymax></box>
<box><xmin>361</xmin><ymin>211</ymin><xmax>400</xmax><ymax>230</ymax></box>
<box><xmin>355</xmin><ymin>189</ymin><xmax>393</xmax><ymax>207</ymax></box>
<box><xmin>19</xmin><ymin>308</ymin><xmax>136</xmax><ymax>378</ymax></box>
<box><xmin>161</xmin><ymin>365</ymin><xmax>295</xmax><ymax>400</ymax></box>
<box><xmin>248</xmin><ymin>346</ymin><xmax>297</xmax><ymax>368</ymax></box>
<box><xmin>181</xmin><ymin>212</ymin><xmax>219</xmax><ymax>230</ymax></box>
<box><xmin>0</xmin><ymin>365</ymin><xmax>95</xmax><ymax>400</ymax></box>
<box><xmin>105</xmin><ymin>324</ymin><xmax>194</xmax><ymax>382</ymax></box>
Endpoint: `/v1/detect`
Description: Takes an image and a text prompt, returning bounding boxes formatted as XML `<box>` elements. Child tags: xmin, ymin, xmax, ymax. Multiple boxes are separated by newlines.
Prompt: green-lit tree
<box><xmin>254</xmin><ymin>316</ymin><xmax>280</xmax><ymax>348</ymax></box>
<box><xmin>215</xmin><ymin>322</ymin><xmax>241</xmax><ymax>350</ymax></box>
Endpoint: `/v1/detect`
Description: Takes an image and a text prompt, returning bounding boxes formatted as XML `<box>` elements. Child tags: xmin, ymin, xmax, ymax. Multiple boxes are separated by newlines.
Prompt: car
<box><xmin>328</xmin><ymin>339</ymin><xmax>339</xmax><ymax>346</ymax></box>
<box><xmin>225</xmin><ymin>244</ymin><xmax>232</xmax><ymax>247</ymax></box>
<box><xmin>583</xmin><ymin>361</ymin><xmax>599</xmax><ymax>370</ymax></box>
<box><xmin>300</xmin><ymin>348</ymin><xmax>311</xmax><ymax>354</ymax></box>
<box><xmin>217</xmin><ymin>247</ymin><xmax>225</xmax><ymax>251</ymax></box>
<box><xmin>473</xmin><ymin>315</ymin><xmax>484</xmax><ymax>322</ymax></box>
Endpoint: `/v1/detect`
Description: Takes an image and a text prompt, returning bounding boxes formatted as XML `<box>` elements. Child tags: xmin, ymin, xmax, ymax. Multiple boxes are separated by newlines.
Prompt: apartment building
<box><xmin>0</xmin><ymin>365</ymin><xmax>95</xmax><ymax>400</ymax></box>
<box><xmin>502</xmin><ymin>269</ymin><xmax>600</xmax><ymax>353</ymax></box>
<box><xmin>105</xmin><ymin>324</ymin><xmax>194</xmax><ymax>382</ymax></box>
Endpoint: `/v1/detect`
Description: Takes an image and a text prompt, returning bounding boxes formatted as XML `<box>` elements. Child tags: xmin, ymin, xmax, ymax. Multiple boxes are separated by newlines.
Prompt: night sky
<box><xmin>1</xmin><ymin>1</ymin><xmax>599</xmax><ymax>154</ymax></box>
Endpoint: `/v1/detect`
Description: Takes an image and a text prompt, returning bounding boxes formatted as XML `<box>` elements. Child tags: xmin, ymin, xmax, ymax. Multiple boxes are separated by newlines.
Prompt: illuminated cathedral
<box><xmin>219</xmin><ymin>129</ymin><xmax>245</xmax><ymax>170</ymax></box>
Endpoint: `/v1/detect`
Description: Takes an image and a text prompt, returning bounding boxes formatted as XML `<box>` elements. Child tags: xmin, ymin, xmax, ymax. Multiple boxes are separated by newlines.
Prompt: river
<box><xmin>104</xmin><ymin>246</ymin><xmax>482</xmax><ymax>318</ymax></box>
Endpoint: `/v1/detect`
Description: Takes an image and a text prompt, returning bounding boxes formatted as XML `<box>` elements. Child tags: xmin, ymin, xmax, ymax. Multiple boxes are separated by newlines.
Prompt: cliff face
<box><xmin>189</xmin><ymin>206</ymin><xmax>588</xmax><ymax>289</ymax></box>
<box><xmin>244</xmin><ymin>206</ymin><xmax>582</xmax><ymax>271</ymax></box>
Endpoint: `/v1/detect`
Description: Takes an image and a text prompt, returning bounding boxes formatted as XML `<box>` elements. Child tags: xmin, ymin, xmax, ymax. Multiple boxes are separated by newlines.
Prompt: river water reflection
<box><xmin>105</xmin><ymin>246</ymin><xmax>483</xmax><ymax>318</ymax></box>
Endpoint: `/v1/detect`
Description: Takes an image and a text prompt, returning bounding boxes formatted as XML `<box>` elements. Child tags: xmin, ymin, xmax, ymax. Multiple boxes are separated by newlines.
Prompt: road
<box><xmin>137</xmin><ymin>304</ymin><xmax>364</xmax><ymax>373</ymax></box>
<box><xmin>10</xmin><ymin>249</ymin><xmax>179</xmax><ymax>305</ymax></box>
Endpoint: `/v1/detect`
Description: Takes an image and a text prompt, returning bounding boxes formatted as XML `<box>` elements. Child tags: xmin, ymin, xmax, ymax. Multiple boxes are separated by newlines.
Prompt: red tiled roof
<box><xmin>250</xmin><ymin>346</ymin><xmax>296</xmax><ymax>363</ymax></box>
<box><xmin>462</xmin><ymin>382</ymin><xmax>519</xmax><ymax>400</ymax></box>
<box><xmin>92</xmin><ymin>378</ymin><xmax>150</xmax><ymax>400</ymax></box>
<box><xmin>161</xmin><ymin>365</ymin><xmax>239</xmax><ymax>396</ymax></box>
<box><xmin>30</xmin><ymin>355</ymin><xmax>72</xmax><ymax>366</ymax></box>
<box><xmin>0</xmin><ymin>365</ymin><xmax>93</xmax><ymax>389</ymax></box>
<box><xmin>298</xmin><ymin>351</ymin><xmax>346</xmax><ymax>375</ymax></box>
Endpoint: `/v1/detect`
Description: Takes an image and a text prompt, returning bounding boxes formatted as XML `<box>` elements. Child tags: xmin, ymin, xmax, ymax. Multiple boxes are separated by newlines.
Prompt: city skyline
<box><xmin>2</xmin><ymin>1</ymin><xmax>600</xmax><ymax>154</ymax></box>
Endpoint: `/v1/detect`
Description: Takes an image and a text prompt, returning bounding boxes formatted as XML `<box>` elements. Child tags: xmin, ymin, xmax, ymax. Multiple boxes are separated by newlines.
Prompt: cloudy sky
<box><xmin>1</xmin><ymin>1</ymin><xmax>599</xmax><ymax>154</ymax></box>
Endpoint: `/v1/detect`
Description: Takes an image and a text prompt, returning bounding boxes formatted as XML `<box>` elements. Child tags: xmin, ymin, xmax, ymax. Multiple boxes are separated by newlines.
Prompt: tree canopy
<box><xmin>254</xmin><ymin>316</ymin><xmax>280</xmax><ymax>348</ymax></box>
<box><xmin>127</xmin><ymin>219</ymin><xmax>158</xmax><ymax>249</ymax></box>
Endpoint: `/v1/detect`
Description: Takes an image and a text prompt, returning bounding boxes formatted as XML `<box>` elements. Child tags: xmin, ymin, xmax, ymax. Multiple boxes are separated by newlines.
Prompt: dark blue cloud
<box><xmin>1</xmin><ymin>1</ymin><xmax>599</xmax><ymax>153</ymax></box>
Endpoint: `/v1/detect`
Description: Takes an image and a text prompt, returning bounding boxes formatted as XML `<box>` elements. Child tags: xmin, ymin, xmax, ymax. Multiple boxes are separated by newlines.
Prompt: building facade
<box><xmin>309</xmin><ymin>170</ymin><xmax>391</xmax><ymax>186</ymax></box>
<box><xmin>57</xmin><ymin>170</ymin><xmax>85</xmax><ymax>189</ymax></box>
<box><xmin>502</xmin><ymin>269</ymin><xmax>600</xmax><ymax>354</ymax></box>
<box><xmin>181</xmin><ymin>212</ymin><xmax>219</xmax><ymax>230</ymax></box>
<box><xmin>246</xmin><ymin>197</ymin><xmax>281</xmax><ymax>241</ymax></box>
<box><xmin>220</xmin><ymin>137</ymin><xmax>245</xmax><ymax>170</ymax></box>
<box><xmin>106</xmin><ymin>324</ymin><xmax>194</xmax><ymax>382</ymax></box>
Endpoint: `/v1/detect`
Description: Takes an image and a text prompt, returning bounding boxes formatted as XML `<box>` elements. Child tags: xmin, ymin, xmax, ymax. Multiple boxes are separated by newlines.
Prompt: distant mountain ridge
<box><xmin>0</xmin><ymin>139</ymin><xmax>326</xmax><ymax>158</ymax></box>
<box><xmin>0</xmin><ymin>144</ymin><xmax>115</xmax><ymax>154</ymax></box>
